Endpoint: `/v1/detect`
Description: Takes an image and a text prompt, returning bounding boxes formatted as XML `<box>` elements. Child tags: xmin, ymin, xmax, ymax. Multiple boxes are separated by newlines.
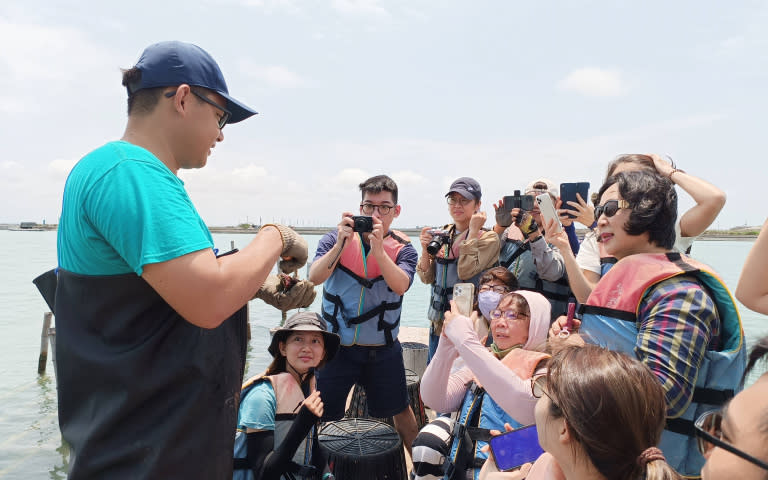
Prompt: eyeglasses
<box><xmin>489</xmin><ymin>309</ymin><xmax>529</xmax><ymax>321</ymax></box>
<box><xmin>165</xmin><ymin>89</ymin><xmax>231</xmax><ymax>129</ymax></box>
<box><xmin>531</xmin><ymin>375</ymin><xmax>549</xmax><ymax>399</ymax></box>
<box><xmin>446</xmin><ymin>196</ymin><xmax>473</xmax><ymax>206</ymax></box>
<box><xmin>360</xmin><ymin>203</ymin><xmax>394</xmax><ymax>215</ymax></box>
<box><xmin>478</xmin><ymin>285</ymin><xmax>510</xmax><ymax>294</ymax></box>
<box><xmin>594</xmin><ymin>199</ymin><xmax>630</xmax><ymax>219</ymax></box>
<box><xmin>695</xmin><ymin>410</ymin><xmax>768</xmax><ymax>471</ymax></box>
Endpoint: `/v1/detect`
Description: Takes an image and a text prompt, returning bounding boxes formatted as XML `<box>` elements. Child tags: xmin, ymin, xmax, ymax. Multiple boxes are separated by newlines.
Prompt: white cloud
<box><xmin>558</xmin><ymin>68</ymin><xmax>628</xmax><ymax>97</ymax></box>
<box><xmin>238</xmin><ymin>0</ymin><xmax>301</xmax><ymax>14</ymax></box>
<box><xmin>238</xmin><ymin>61</ymin><xmax>307</xmax><ymax>88</ymax></box>
<box><xmin>331</xmin><ymin>0</ymin><xmax>390</xmax><ymax>17</ymax></box>
<box><xmin>48</xmin><ymin>158</ymin><xmax>78</xmax><ymax>175</ymax></box>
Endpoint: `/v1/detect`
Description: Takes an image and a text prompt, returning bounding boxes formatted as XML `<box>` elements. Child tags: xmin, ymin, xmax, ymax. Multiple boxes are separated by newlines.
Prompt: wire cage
<box><xmin>318</xmin><ymin>418</ymin><xmax>407</xmax><ymax>479</ymax></box>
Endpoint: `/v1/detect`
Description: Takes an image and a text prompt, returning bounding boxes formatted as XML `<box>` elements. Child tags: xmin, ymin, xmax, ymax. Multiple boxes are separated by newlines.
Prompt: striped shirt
<box><xmin>636</xmin><ymin>276</ymin><xmax>721</xmax><ymax>418</ymax></box>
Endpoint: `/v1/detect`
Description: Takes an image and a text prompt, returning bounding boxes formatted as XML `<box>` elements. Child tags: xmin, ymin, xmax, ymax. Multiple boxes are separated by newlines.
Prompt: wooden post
<box><xmin>38</xmin><ymin>312</ymin><xmax>52</xmax><ymax>374</ymax></box>
<box><xmin>230</xmin><ymin>240</ymin><xmax>235</xmax><ymax>250</ymax></box>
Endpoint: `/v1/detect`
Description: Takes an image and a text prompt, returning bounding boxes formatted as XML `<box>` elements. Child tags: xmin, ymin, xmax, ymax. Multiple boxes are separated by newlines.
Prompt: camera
<box><xmin>426</xmin><ymin>228</ymin><xmax>451</xmax><ymax>256</ymax></box>
<box><xmin>351</xmin><ymin>215</ymin><xmax>374</xmax><ymax>233</ymax></box>
<box><xmin>503</xmin><ymin>190</ymin><xmax>534</xmax><ymax>211</ymax></box>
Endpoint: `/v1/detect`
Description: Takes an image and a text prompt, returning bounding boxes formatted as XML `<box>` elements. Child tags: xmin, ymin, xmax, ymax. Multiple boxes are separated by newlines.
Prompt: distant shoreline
<box><xmin>0</xmin><ymin>224</ymin><xmax>759</xmax><ymax>240</ymax></box>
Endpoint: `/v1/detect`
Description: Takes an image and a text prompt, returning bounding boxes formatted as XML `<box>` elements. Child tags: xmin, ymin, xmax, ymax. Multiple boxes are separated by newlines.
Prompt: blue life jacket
<box><xmin>444</xmin><ymin>349</ymin><xmax>549</xmax><ymax>480</ymax></box>
<box><xmin>580</xmin><ymin>252</ymin><xmax>746</xmax><ymax>477</ymax></box>
<box><xmin>321</xmin><ymin>230</ymin><xmax>411</xmax><ymax>346</ymax></box>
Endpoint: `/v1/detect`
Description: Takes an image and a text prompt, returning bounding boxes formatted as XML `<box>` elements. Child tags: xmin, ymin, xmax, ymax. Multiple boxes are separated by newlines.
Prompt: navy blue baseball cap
<box><xmin>126</xmin><ymin>41</ymin><xmax>257</xmax><ymax>124</ymax></box>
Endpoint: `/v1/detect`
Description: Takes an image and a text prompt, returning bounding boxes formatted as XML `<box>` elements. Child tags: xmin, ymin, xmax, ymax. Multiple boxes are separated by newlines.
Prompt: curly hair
<box><xmin>597</xmin><ymin>170</ymin><xmax>677</xmax><ymax>250</ymax></box>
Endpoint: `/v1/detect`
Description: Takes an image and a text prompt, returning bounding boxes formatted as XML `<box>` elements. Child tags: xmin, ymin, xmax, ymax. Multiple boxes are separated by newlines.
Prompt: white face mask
<box><xmin>478</xmin><ymin>291</ymin><xmax>503</xmax><ymax>319</ymax></box>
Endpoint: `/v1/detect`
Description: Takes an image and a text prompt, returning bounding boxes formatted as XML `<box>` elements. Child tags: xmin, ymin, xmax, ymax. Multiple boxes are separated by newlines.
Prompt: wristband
<box><xmin>667</xmin><ymin>168</ymin><xmax>685</xmax><ymax>180</ymax></box>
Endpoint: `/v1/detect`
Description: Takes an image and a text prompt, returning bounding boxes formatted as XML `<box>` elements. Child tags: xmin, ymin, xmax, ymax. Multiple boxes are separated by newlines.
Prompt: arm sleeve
<box><xmin>85</xmin><ymin>159</ymin><xmax>212</xmax><ymax>276</ymax></box>
<box><xmin>564</xmin><ymin>223</ymin><xmax>580</xmax><ymax>255</ymax></box>
<box><xmin>313</xmin><ymin>231</ymin><xmax>339</xmax><ymax>262</ymax></box>
<box><xmin>419</xmin><ymin>335</ymin><xmax>474</xmax><ymax>412</ymax></box>
<box><xmin>417</xmin><ymin>258</ymin><xmax>436</xmax><ymax>285</ymax></box>
<box><xmin>575</xmin><ymin>231</ymin><xmax>601</xmax><ymax>275</ymax></box>
<box><xmin>247</xmin><ymin>405</ymin><xmax>320</xmax><ymax>480</ymax></box>
<box><xmin>396</xmin><ymin>243</ymin><xmax>418</xmax><ymax>287</ymax></box>
<box><xmin>444</xmin><ymin>314</ymin><xmax>539</xmax><ymax>425</ymax></box>
<box><xmin>457</xmin><ymin>230</ymin><xmax>501</xmax><ymax>280</ymax></box>
<box><xmin>635</xmin><ymin>278</ymin><xmax>719</xmax><ymax>418</ymax></box>
<box><xmin>239</xmin><ymin>382</ymin><xmax>277</xmax><ymax>430</ymax></box>
<box><xmin>529</xmin><ymin>238</ymin><xmax>566</xmax><ymax>282</ymax></box>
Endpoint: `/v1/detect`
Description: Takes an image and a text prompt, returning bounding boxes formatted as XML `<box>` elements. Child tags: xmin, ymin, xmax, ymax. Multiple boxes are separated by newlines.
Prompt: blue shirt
<box><xmin>238</xmin><ymin>381</ymin><xmax>277</xmax><ymax>431</ymax></box>
<box><xmin>58</xmin><ymin>141</ymin><xmax>213</xmax><ymax>276</ymax></box>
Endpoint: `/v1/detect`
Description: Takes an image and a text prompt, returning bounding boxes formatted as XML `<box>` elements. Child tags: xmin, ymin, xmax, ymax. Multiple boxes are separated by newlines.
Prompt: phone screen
<box><xmin>452</xmin><ymin>283</ymin><xmax>475</xmax><ymax>316</ymax></box>
<box><xmin>559</xmin><ymin>182</ymin><xmax>590</xmax><ymax>219</ymax></box>
<box><xmin>489</xmin><ymin>425</ymin><xmax>544</xmax><ymax>471</ymax></box>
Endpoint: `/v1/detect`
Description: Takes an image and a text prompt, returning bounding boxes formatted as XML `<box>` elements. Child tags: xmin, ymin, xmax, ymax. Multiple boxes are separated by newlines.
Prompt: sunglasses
<box><xmin>165</xmin><ymin>89</ymin><xmax>231</xmax><ymax>129</ymax></box>
<box><xmin>695</xmin><ymin>410</ymin><xmax>768</xmax><ymax>471</ymax></box>
<box><xmin>594</xmin><ymin>199</ymin><xmax>630</xmax><ymax>219</ymax></box>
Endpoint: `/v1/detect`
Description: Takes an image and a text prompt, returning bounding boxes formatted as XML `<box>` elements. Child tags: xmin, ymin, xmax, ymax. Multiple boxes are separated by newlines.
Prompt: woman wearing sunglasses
<box><xmin>417</xmin><ymin>289</ymin><xmax>551</xmax><ymax>480</ymax></box>
<box><xmin>547</xmin><ymin>170</ymin><xmax>745</xmax><ymax>477</ymax></box>
<box><xmin>480</xmin><ymin>345</ymin><xmax>681</xmax><ymax>480</ymax></box>
<box><xmin>698</xmin><ymin>336</ymin><xmax>768</xmax><ymax>479</ymax></box>
<box><xmin>546</xmin><ymin>153</ymin><xmax>726</xmax><ymax>304</ymax></box>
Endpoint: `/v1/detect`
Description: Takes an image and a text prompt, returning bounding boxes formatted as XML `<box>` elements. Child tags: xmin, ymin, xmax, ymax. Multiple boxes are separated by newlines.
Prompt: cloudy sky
<box><xmin>1</xmin><ymin>0</ymin><xmax>766</xmax><ymax>229</ymax></box>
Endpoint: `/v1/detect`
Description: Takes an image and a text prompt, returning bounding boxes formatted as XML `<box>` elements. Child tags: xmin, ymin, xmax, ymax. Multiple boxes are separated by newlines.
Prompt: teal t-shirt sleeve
<box><xmin>239</xmin><ymin>381</ymin><xmax>277</xmax><ymax>431</ymax></box>
<box><xmin>84</xmin><ymin>158</ymin><xmax>213</xmax><ymax>275</ymax></box>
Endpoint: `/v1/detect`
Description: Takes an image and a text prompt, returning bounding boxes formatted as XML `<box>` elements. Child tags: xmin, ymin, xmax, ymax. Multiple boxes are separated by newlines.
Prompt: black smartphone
<box><xmin>489</xmin><ymin>424</ymin><xmax>544</xmax><ymax>471</ymax></box>
<box><xmin>559</xmin><ymin>182</ymin><xmax>590</xmax><ymax>219</ymax></box>
<box><xmin>503</xmin><ymin>190</ymin><xmax>535</xmax><ymax>212</ymax></box>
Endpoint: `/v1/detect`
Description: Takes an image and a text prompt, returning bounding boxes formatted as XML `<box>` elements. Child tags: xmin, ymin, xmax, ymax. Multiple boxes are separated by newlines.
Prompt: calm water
<box><xmin>0</xmin><ymin>231</ymin><xmax>766</xmax><ymax>478</ymax></box>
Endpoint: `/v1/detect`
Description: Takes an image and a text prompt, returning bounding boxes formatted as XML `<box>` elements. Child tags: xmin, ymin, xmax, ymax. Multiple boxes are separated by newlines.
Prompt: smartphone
<box><xmin>503</xmin><ymin>190</ymin><xmax>535</xmax><ymax>212</ymax></box>
<box><xmin>489</xmin><ymin>424</ymin><xmax>545</xmax><ymax>471</ymax></box>
<box><xmin>453</xmin><ymin>283</ymin><xmax>475</xmax><ymax>316</ymax></box>
<box><xmin>536</xmin><ymin>194</ymin><xmax>562</xmax><ymax>234</ymax></box>
<box><xmin>559</xmin><ymin>182</ymin><xmax>590</xmax><ymax>219</ymax></box>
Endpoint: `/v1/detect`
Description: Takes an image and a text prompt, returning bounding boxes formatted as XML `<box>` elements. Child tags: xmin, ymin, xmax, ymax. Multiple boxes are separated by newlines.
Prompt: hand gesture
<box><xmin>469</xmin><ymin>210</ymin><xmax>487</xmax><ymax>235</ymax></box>
<box><xmin>548</xmin><ymin>315</ymin><xmax>585</xmax><ymax>347</ymax></box>
<box><xmin>420</xmin><ymin>226</ymin><xmax>434</xmax><ymax>253</ymax></box>
<box><xmin>494</xmin><ymin>198</ymin><xmax>513</xmax><ymax>228</ymax></box>
<box><xmin>543</xmin><ymin>218</ymin><xmax>571</xmax><ymax>253</ymax></box>
<box><xmin>337</xmin><ymin>212</ymin><xmax>355</xmax><ymax>245</ymax></box>
<box><xmin>368</xmin><ymin>216</ymin><xmax>385</xmax><ymax>255</ymax></box>
<box><xmin>559</xmin><ymin>193</ymin><xmax>594</xmax><ymax>229</ymax></box>
<box><xmin>302</xmin><ymin>390</ymin><xmax>324</xmax><ymax>418</ymax></box>
<box><xmin>648</xmin><ymin>153</ymin><xmax>675</xmax><ymax>177</ymax></box>
<box><xmin>478</xmin><ymin>423</ymin><xmax>533</xmax><ymax>480</ymax></box>
<box><xmin>556</xmin><ymin>198</ymin><xmax>573</xmax><ymax>227</ymax></box>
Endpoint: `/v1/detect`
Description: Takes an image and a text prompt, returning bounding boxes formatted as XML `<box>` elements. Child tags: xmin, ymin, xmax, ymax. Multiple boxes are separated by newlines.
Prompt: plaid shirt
<box><xmin>636</xmin><ymin>276</ymin><xmax>721</xmax><ymax>418</ymax></box>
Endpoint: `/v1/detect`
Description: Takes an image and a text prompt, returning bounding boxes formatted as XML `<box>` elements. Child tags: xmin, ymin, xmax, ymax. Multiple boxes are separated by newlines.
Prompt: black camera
<box><xmin>503</xmin><ymin>190</ymin><xmax>535</xmax><ymax>211</ymax></box>
<box><xmin>351</xmin><ymin>215</ymin><xmax>374</xmax><ymax>233</ymax></box>
<box><xmin>426</xmin><ymin>229</ymin><xmax>450</xmax><ymax>256</ymax></box>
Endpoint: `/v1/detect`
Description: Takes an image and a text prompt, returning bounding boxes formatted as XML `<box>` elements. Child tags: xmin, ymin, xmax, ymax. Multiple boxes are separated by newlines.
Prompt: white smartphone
<box><xmin>453</xmin><ymin>283</ymin><xmax>475</xmax><ymax>316</ymax></box>
<box><xmin>536</xmin><ymin>193</ymin><xmax>563</xmax><ymax>234</ymax></box>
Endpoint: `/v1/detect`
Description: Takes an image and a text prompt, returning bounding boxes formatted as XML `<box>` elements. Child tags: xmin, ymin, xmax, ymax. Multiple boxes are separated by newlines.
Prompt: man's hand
<box><xmin>469</xmin><ymin>211</ymin><xmax>487</xmax><ymax>237</ymax></box>
<box><xmin>254</xmin><ymin>275</ymin><xmax>316</xmax><ymax>311</ymax></box>
<box><xmin>419</xmin><ymin>226</ymin><xmax>435</xmax><ymax>254</ymax></box>
<box><xmin>514</xmin><ymin>210</ymin><xmax>540</xmax><ymax>239</ymax></box>
<box><xmin>494</xmin><ymin>198</ymin><xmax>513</xmax><ymax>228</ymax></box>
<box><xmin>368</xmin><ymin>216</ymin><xmax>385</xmax><ymax>256</ymax></box>
<box><xmin>265</xmin><ymin>224</ymin><xmax>308</xmax><ymax>274</ymax></box>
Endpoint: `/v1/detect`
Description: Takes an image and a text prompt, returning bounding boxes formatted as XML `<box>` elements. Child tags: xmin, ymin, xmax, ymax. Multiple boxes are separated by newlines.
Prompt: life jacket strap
<box><xmin>321</xmin><ymin>290</ymin><xmax>343</xmax><ymax>333</ymax></box>
<box><xmin>337</xmin><ymin>264</ymin><xmax>385</xmax><ymax>289</ymax></box>
<box><xmin>500</xmin><ymin>241</ymin><xmax>530</xmax><ymax>268</ymax></box>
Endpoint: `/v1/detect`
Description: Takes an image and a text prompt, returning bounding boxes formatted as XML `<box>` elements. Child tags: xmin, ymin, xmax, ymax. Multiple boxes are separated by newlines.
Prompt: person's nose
<box><xmin>216</xmin><ymin>129</ymin><xmax>224</xmax><ymax>143</ymax></box>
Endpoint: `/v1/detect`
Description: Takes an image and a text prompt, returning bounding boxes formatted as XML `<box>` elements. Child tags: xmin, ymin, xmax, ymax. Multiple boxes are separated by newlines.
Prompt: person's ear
<box><xmin>559</xmin><ymin>418</ymin><xmax>572</xmax><ymax>446</ymax></box>
<box><xmin>279</xmin><ymin>341</ymin><xmax>287</xmax><ymax>357</ymax></box>
<box><xmin>168</xmin><ymin>84</ymin><xmax>192</xmax><ymax>115</ymax></box>
<box><xmin>393</xmin><ymin>204</ymin><xmax>401</xmax><ymax>218</ymax></box>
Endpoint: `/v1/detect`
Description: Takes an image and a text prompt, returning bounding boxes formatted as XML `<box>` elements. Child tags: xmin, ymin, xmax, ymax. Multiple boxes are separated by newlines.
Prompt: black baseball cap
<box><xmin>446</xmin><ymin>177</ymin><xmax>482</xmax><ymax>201</ymax></box>
<box><xmin>126</xmin><ymin>41</ymin><xmax>257</xmax><ymax>124</ymax></box>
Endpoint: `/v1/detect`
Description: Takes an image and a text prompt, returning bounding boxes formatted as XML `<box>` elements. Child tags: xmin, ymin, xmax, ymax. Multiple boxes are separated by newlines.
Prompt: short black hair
<box><xmin>598</xmin><ymin>170</ymin><xmax>677</xmax><ymax>250</ymax></box>
<box><xmin>359</xmin><ymin>175</ymin><xmax>398</xmax><ymax>204</ymax></box>
<box><xmin>121</xmin><ymin>67</ymin><xmax>166</xmax><ymax>116</ymax></box>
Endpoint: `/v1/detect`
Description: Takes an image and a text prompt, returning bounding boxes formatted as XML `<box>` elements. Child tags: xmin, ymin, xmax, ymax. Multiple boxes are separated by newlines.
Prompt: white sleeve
<box><xmin>575</xmin><ymin>231</ymin><xmax>601</xmax><ymax>274</ymax></box>
<box><xmin>673</xmin><ymin>216</ymin><xmax>696</xmax><ymax>253</ymax></box>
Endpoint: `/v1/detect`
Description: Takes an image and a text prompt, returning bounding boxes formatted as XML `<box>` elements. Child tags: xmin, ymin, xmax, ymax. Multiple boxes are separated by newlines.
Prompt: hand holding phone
<box><xmin>489</xmin><ymin>424</ymin><xmax>545</xmax><ymax>471</ymax></box>
<box><xmin>559</xmin><ymin>182</ymin><xmax>590</xmax><ymax>219</ymax></box>
<box><xmin>558</xmin><ymin>301</ymin><xmax>576</xmax><ymax>338</ymax></box>
<box><xmin>536</xmin><ymin>194</ymin><xmax>562</xmax><ymax>234</ymax></box>
<box><xmin>453</xmin><ymin>283</ymin><xmax>475</xmax><ymax>316</ymax></box>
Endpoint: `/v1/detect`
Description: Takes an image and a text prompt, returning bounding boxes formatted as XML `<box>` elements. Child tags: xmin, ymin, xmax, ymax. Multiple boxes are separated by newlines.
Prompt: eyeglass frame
<box><xmin>488</xmin><ymin>309</ymin><xmax>529</xmax><ymax>322</ymax></box>
<box><xmin>478</xmin><ymin>284</ymin><xmax>511</xmax><ymax>294</ymax></box>
<box><xmin>694</xmin><ymin>410</ymin><xmax>768</xmax><ymax>471</ymax></box>
<box><xmin>360</xmin><ymin>203</ymin><xmax>395</xmax><ymax>215</ymax></box>
<box><xmin>594</xmin><ymin>199</ymin><xmax>630</xmax><ymax>219</ymax></box>
<box><xmin>446</xmin><ymin>196</ymin><xmax>474</xmax><ymax>206</ymax></box>
<box><xmin>164</xmin><ymin>88</ymin><xmax>231</xmax><ymax>129</ymax></box>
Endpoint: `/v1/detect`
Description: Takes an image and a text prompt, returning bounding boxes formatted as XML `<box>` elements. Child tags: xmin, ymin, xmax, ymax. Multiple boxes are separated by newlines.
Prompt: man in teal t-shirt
<box><xmin>54</xmin><ymin>41</ymin><xmax>311</xmax><ymax>479</ymax></box>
